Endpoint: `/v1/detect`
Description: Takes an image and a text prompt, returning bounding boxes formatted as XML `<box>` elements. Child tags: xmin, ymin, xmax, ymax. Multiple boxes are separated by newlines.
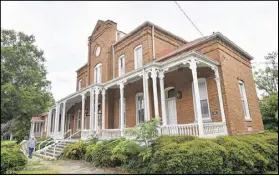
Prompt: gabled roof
<box><xmin>112</xmin><ymin>21</ymin><xmax>188</xmax><ymax>46</ymax></box>
<box><xmin>156</xmin><ymin>32</ymin><xmax>253</xmax><ymax>61</ymax></box>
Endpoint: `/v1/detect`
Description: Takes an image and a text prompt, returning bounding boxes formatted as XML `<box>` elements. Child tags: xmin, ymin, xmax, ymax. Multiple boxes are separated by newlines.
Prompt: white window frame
<box><xmin>134</xmin><ymin>45</ymin><xmax>143</xmax><ymax>70</ymax></box>
<box><xmin>192</xmin><ymin>78</ymin><xmax>211</xmax><ymax>121</ymax></box>
<box><xmin>118</xmin><ymin>55</ymin><xmax>125</xmax><ymax>77</ymax></box>
<box><xmin>118</xmin><ymin>98</ymin><xmax>126</xmax><ymax>128</ymax></box>
<box><xmin>136</xmin><ymin>92</ymin><xmax>145</xmax><ymax>124</ymax></box>
<box><xmin>94</xmin><ymin>63</ymin><xmax>102</xmax><ymax>84</ymax></box>
<box><xmin>78</xmin><ymin>79</ymin><xmax>82</xmax><ymax>90</ymax></box>
<box><xmin>238</xmin><ymin>80</ymin><xmax>251</xmax><ymax>120</ymax></box>
<box><xmin>77</xmin><ymin>110</ymin><xmax>81</xmax><ymax>130</ymax></box>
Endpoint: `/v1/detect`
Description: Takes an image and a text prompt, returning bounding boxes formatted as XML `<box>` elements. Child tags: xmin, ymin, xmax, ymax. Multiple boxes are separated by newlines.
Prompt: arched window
<box><xmin>118</xmin><ymin>55</ymin><xmax>125</xmax><ymax>76</ymax></box>
<box><xmin>94</xmin><ymin>63</ymin><xmax>102</xmax><ymax>84</ymax></box>
<box><xmin>238</xmin><ymin>80</ymin><xmax>251</xmax><ymax>120</ymax></box>
<box><xmin>134</xmin><ymin>45</ymin><xmax>143</xmax><ymax>69</ymax></box>
<box><xmin>192</xmin><ymin>78</ymin><xmax>211</xmax><ymax>121</ymax></box>
<box><xmin>136</xmin><ymin>92</ymin><xmax>144</xmax><ymax>124</ymax></box>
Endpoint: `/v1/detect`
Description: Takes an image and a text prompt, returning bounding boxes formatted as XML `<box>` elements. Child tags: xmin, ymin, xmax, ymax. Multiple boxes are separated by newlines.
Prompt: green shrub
<box><xmin>62</xmin><ymin>140</ymin><xmax>88</xmax><ymax>160</ymax></box>
<box><xmin>213</xmin><ymin>136</ymin><xmax>268</xmax><ymax>174</ymax></box>
<box><xmin>88</xmin><ymin>138</ymin><xmax>125</xmax><ymax>167</ymax></box>
<box><xmin>150</xmin><ymin>139</ymin><xmax>230</xmax><ymax>174</ymax></box>
<box><xmin>111</xmin><ymin>140</ymin><xmax>142</xmax><ymax>164</ymax></box>
<box><xmin>1</xmin><ymin>147</ymin><xmax>27</xmax><ymax>174</ymax></box>
<box><xmin>234</xmin><ymin>134</ymin><xmax>278</xmax><ymax>171</ymax></box>
<box><xmin>152</xmin><ymin>135</ymin><xmax>196</xmax><ymax>151</ymax></box>
<box><xmin>1</xmin><ymin>140</ymin><xmax>17</xmax><ymax>148</ymax></box>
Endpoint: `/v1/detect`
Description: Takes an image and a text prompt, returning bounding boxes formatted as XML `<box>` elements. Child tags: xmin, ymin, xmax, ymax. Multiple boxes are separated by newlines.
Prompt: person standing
<box><xmin>27</xmin><ymin>135</ymin><xmax>36</xmax><ymax>159</ymax></box>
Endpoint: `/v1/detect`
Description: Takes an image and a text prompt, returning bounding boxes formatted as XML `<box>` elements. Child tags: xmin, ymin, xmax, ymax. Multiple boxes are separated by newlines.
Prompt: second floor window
<box><xmin>134</xmin><ymin>45</ymin><xmax>143</xmax><ymax>69</ymax></box>
<box><xmin>94</xmin><ymin>63</ymin><xmax>102</xmax><ymax>84</ymax></box>
<box><xmin>239</xmin><ymin>80</ymin><xmax>251</xmax><ymax>120</ymax></box>
<box><xmin>118</xmin><ymin>55</ymin><xmax>125</xmax><ymax>77</ymax></box>
<box><xmin>78</xmin><ymin>79</ymin><xmax>82</xmax><ymax>90</ymax></box>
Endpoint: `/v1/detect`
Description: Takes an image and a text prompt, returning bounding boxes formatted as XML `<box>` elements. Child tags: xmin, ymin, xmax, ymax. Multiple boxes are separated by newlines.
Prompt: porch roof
<box><xmin>53</xmin><ymin>51</ymin><xmax>220</xmax><ymax>108</ymax></box>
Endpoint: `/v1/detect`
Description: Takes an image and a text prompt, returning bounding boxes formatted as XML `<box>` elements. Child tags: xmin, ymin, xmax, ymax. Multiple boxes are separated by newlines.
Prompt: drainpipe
<box><xmin>152</xmin><ymin>25</ymin><xmax>155</xmax><ymax>60</ymax></box>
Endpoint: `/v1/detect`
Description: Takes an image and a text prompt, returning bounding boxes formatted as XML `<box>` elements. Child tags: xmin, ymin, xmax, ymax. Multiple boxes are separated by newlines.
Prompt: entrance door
<box><xmin>166</xmin><ymin>88</ymin><xmax>177</xmax><ymax>125</ymax></box>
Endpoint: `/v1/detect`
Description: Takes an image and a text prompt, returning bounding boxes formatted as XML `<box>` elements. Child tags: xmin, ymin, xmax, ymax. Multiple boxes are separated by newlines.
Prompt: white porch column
<box><xmin>151</xmin><ymin>68</ymin><xmax>160</xmax><ymax>118</ymax></box>
<box><xmin>118</xmin><ymin>81</ymin><xmax>125</xmax><ymax>136</ymax></box>
<box><xmin>54</xmin><ymin>104</ymin><xmax>60</xmax><ymax>135</ymax></box>
<box><xmin>143</xmin><ymin>70</ymin><xmax>150</xmax><ymax>121</ymax></box>
<box><xmin>101</xmin><ymin>89</ymin><xmax>106</xmax><ymax>129</ymax></box>
<box><xmin>29</xmin><ymin>122</ymin><xmax>34</xmax><ymax>138</ymax></box>
<box><xmin>159</xmin><ymin>71</ymin><xmax>167</xmax><ymax>126</ymax></box>
<box><xmin>90</xmin><ymin>88</ymin><xmax>94</xmax><ymax>130</ymax></box>
<box><xmin>189</xmin><ymin>58</ymin><xmax>204</xmax><ymax>137</ymax></box>
<box><xmin>61</xmin><ymin>101</ymin><xmax>66</xmax><ymax>137</ymax></box>
<box><xmin>213</xmin><ymin>67</ymin><xmax>226</xmax><ymax>123</ymax></box>
<box><xmin>81</xmin><ymin>94</ymin><xmax>85</xmax><ymax>130</ymax></box>
<box><xmin>94</xmin><ymin>88</ymin><xmax>100</xmax><ymax>131</ymax></box>
<box><xmin>46</xmin><ymin>109</ymin><xmax>52</xmax><ymax>136</ymax></box>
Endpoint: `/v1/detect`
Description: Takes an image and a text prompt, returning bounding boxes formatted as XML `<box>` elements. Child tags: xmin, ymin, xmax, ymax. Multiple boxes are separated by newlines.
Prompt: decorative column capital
<box><xmin>150</xmin><ymin>68</ymin><xmax>159</xmax><ymax>79</ymax></box>
<box><xmin>117</xmin><ymin>80</ymin><xmax>127</xmax><ymax>89</ymax></box>
<box><xmin>101</xmin><ymin>89</ymin><xmax>106</xmax><ymax>96</ymax></box>
<box><xmin>94</xmin><ymin>87</ymin><xmax>101</xmax><ymax>94</ymax></box>
<box><xmin>158</xmin><ymin>70</ymin><xmax>165</xmax><ymax>80</ymax></box>
<box><xmin>188</xmin><ymin>58</ymin><xmax>199</xmax><ymax>70</ymax></box>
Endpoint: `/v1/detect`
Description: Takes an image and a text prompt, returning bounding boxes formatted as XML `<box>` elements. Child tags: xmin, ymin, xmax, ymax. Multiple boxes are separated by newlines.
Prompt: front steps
<box><xmin>35</xmin><ymin>140</ymin><xmax>77</xmax><ymax>159</ymax></box>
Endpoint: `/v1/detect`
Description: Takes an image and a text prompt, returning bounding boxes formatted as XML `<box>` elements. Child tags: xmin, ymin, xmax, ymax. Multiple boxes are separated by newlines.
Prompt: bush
<box><xmin>87</xmin><ymin>138</ymin><xmax>125</xmax><ymax>167</ymax></box>
<box><xmin>1</xmin><ymin>147</ymin><xmax>27</xmax><ymax>174</ymax></box>
<box><xmin>1</xmin><ymin>140</ymin><xmax>17</xmax><ymax>148</ymax></box>
<box><xmin>150</xmin><ymin>139</ymin><xmax>230</xmax><ymax>174</ymax></box>
<box><xmin>111</xmin><ymin>140</ymin><xmax>142</xmax><ymax>164</ymax></box>
<box><xmin>234</xmin><ymin>134</ymin><xmax>278</xmax><ymax>171</ymax></box>
<box><xmin>213</xmin><ymin>136</ymin><xmax>268</xmax><ymax>174</ymax></box>
<box><xmin>152</xmin><ymin>135</ymin><xmax>196</xmax><ymax>151</ymax></box>
<box><xmin>62</xmin><ymin>140</ymin><xmax>88</xmax><ymax>160</ymax></box>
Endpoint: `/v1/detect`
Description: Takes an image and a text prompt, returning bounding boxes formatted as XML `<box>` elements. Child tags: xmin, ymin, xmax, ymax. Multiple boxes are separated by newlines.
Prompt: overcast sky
<box><xmin>1</xmin><ymin>1</ymin><xmax>278</xmax><ymax>101</ymax></box>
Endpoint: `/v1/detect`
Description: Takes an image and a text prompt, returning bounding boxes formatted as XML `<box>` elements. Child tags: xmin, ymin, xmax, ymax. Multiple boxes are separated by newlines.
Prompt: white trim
<box><xmin>164</xmin><ymin>86</ymin><xmax>175</xmax><ymax>99</ymax></box>
<box><xmin>164</xmin><ymin>87</ymin><xmax>177</xmax><ymax>125</ymax></box>
<box><xmin>118</xmin><ymin>55</ymin><xmax>125</xmax><ymax>77</ymax></box>
<box><xmin>78</xmin><ymin>79</ymin><xmax>82</xmax><ymax>90</ymax></box>
<box><xmin>134</xmin><ymin>45</ymin><xmax>143</xmax><ymax>69</ymax></box>
<box><xmin>238</xmin><ymin>80</ymin><xmax>251</xmax><ymax>120</ymax></box>
<box><xmin>192</xmin><ymin>78</ymin><xmax>211</xmax><ymax>121</ymax></box>
<box><xmin>136</xmin><ymin>92</ymin><xmax>144</xmax><ymax>125</ymax></box>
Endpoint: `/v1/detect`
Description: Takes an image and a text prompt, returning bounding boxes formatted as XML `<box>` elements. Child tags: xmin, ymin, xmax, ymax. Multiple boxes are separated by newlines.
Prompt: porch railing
<box><xmin>203</xmin><ymin>122</ymin><xmax>227</xmax><ymax>137</ymax></box>
<box><xmin>161</xmin><ymin>123</ymin><xmax>199</xmax><ymax>136</ymax></box>
<box><xmin>99</xmin><ymin>129</ymin><xmax>121</xmax><ymax>139</ymax></box>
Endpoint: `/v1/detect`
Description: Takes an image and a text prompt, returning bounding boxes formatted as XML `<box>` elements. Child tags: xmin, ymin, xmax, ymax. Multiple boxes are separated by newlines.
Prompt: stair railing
<box><xmin>38</xmin><ymin>137</ymin><xmax>53</xmax><ymax>151</ymax></box>
<box><xmin>52</xmin><ymin>129</ymin><xmax>81</xmax><ymax>158</ymax></box>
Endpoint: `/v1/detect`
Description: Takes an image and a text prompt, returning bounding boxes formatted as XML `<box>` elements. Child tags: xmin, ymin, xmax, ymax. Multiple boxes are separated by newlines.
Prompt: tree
<box><xmin>254</xmin><ymin>51</ymin><xmax>278</xmax><ymax>97</ymax></box>
<box><xmin>1</xmin><ymin>28</ymin><xmax>55</xmax><ymax>141</ymax></box>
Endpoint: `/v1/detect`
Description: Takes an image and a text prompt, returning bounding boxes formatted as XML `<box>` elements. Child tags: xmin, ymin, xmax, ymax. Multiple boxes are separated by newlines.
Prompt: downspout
<box><xmin>112</xmin><ymin>45</ymin><xmax>115</xmax><ymax>79</ymax></box>
<box><xmin>152</xmin><ymin>25</ymin><xmax>155</xmax><ymax>60</ymax></box>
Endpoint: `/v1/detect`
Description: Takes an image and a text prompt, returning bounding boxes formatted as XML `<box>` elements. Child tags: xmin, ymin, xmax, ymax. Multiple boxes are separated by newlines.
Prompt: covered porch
<box><xmin>47</xmin><ymin>51</ymin><xmax>228</xmax><ymax>140</ymax></box>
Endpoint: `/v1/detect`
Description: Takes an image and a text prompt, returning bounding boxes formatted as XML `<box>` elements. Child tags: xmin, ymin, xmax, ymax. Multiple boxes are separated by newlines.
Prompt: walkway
<box><xmin>26</xmin><ymin>156</ymin><xmax>128</xmax><ymax>174</ymax></box>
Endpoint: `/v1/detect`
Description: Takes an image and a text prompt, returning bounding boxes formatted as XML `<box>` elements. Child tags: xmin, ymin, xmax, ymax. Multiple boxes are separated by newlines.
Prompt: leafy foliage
<box><xmin>1</xmin><ymin>142</ymin><xmax>27</xmax><ymax>174</ymax></box>
<box><xmin>260</xmin><ymin>94</ymin><xmax>278</xmax><ymax>132</ymax></box>
<box><xmin>62</xmin><ymin>140</ymin><xmax>88</xmax><ymax>160</ymax></box>
<box><xmin>126</xmin><ymin>118</ymin><xmax>161</xmax><ymax>146</ymax></box>
<box><xmin>1</xmin><ymin>28</ymin><xmax>54</xmax><ymax>141</ymax></box>
<box><xmin>253</xmin><ymin>51</ymin><xmax>278</xmax><ymax>97</ymax></box>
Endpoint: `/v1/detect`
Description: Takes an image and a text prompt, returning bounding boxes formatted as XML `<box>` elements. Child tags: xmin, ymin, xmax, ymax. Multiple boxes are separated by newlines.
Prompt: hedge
<box><xmin>62</xmin><ymin>132</ymin><xmax>278</xmax><ymax>174</ymax></box>
<box><xmin>62</xmin><ymin>140</ymin><xmax>89</xmax><ymax>160</ymax></box>
<box><xmin>1</xmin><ymin>143</ymin><xmax>27</xmax><ymax>174</ymax></box>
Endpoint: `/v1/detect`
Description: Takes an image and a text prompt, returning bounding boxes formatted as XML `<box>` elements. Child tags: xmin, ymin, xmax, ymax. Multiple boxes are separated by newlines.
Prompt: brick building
<box><xmin>35</xmin><ymin>19</ymin><xmax>264</xmax><ymax>140</ymax></box>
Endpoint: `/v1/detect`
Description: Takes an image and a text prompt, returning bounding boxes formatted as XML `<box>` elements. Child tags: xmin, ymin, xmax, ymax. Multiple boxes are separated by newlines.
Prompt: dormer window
<box><xmin>118</xmin><ymin>55</ymin><xmax>125</xmax><ymax>77</ymax></box>
<box><xmin>94</xmin><ymin>63</ymin><xmax>102</xmax><ymax>84</ymax></box>
<box><xmin>134</xmin><ymin>45</ymin><xmax>143</xmax><ymax>69</ymax></box>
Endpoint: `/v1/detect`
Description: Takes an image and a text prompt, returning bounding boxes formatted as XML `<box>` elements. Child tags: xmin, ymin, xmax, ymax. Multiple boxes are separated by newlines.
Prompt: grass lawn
<box><xmin>16</xmin><ymin>166</ymin><xmax>59</xmax><ymax>174</ymax></box>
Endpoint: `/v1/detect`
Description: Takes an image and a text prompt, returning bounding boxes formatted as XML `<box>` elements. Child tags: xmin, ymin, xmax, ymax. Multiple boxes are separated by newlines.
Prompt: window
<box><xmin>77</xmin><ymin>110</ymin><xmax>81</xmax><ymax>130</ymax></box>
<box><xmin>134</xmin><ymin>45</ymin><xmax>143</xmax><ymax>69</ymax></box>
<box><xmin>78</xmin><ymin>79</ymin><xmax>82</xmax><ymax>90</ymax></box>
<box><xmin>192</xmin><ymin>78</ymin><xmax>211</xmax><ymax>121</ymax></box>
<box><xmin>118</xmin><ymin>55</ymin><xmax>125</xmax><ymax>77</ymax></box>
<box><xmin>94</xmin><ymin>63</ymin><xmax>102</xmax><ymax>84</ymax></box>
<box><xmin>67</xmin><ymin>114</ymin><xmax>71</xmax><ymax>131</ymax></box>
<box><xmin>86</xmin><ymin>76</ymin><xmax>88</xmax><ymax>87</ymax></box>
<box><xmin>119</xmin><ymin>99</ymin><xmax>126</xmax><ymax>127</ymax></box>
<box><xmin>136</xmin><ymin>93</ymin><xmax>145</xmax><ymax>124</ymax></box>
<box><xmin>239</xmin><ymin>80</ymin><xmax>251</xmax><ymax>120</ymax></box>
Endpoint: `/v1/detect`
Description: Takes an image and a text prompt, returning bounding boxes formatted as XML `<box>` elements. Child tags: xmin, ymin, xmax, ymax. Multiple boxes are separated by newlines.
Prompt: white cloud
<box><xmin>1</xmin><ymin>1</ymin><xmax>278</xmax><ymax>101</ymax></box>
